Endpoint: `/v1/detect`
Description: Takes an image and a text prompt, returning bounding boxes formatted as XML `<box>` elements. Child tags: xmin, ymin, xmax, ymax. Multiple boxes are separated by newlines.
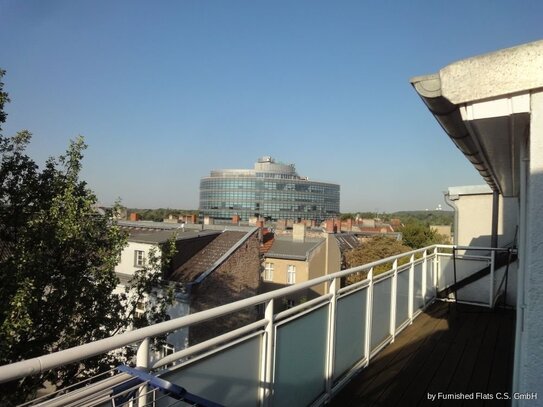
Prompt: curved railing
<box><xmin>1</xmin><ymin>245</ymin><xmax>510</xmax><ymax>406</ymax></box>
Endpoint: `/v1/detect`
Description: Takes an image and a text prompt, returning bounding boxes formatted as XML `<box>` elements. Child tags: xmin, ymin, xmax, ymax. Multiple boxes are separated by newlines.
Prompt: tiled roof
<box><xmin>169</xmin><ymin>231</ymin><xmax>248</xmax><ymax>282</ymax></box>
<box><xmin>260</xmin><ymin>231</ymin><xmax>275</xmax><ymax>254</ymax></box>
<box><xmin>264</xmin><ymin>237</ymin><xmax>324</xmax><ymax>261</ymax></box>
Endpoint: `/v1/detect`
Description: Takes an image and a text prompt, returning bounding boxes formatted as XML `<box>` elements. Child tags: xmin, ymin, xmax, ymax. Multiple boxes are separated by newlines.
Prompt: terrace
<box><xmin>0</xmin><ymin>244</ymin><xmax>516</xmax><ymax>406</ymax></box>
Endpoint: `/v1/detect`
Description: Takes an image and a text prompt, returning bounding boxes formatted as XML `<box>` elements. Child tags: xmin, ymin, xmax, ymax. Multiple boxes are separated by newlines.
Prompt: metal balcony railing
<box><xmin>0</xmin><ymin>245</ymin><xmax>516</xmax><ymax>407</ymax></box>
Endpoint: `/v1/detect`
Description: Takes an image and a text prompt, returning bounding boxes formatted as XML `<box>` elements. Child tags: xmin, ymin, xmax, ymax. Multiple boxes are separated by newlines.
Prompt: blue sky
<box><xmin>1</xmin><ymin>1</ymin><xmax>541</xmax><ymax>212</ymax></box>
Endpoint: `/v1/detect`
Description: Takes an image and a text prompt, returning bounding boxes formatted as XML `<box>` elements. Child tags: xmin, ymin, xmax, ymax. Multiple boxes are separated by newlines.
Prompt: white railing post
<box><xmin>408</xmin><ymin>254</ymin><xmax>415</xmax><ymax>323</ymax></box>
<box><xmin>390</xmin><ymin>260</ymin><xmax>398</xmax><ymax>342</ymax></box>
<box><xmin>325</xmin><ymin>278</ymin><xmax>339</xmax><ymax>400</ymax></box>
<box><xmin>136</xmin><ymin>337</ymin><xmax>150</xmax><ymax>406</ymax></box>
<box><xmin>489</xmin><ymin>250</ymin><xmax>495</xmax><ymax>307</ymax></box>
<box><xmin>260</xmin><ymin>299</ymin><xmax>275</xmax><ymax>406</ymax></box>
<box><xmin>433</xmin><ymin>246</ymin><xmax>439</xmax><ymax>295</ymax></box>
<box><xmin>365</xmin><ymin>268</ymin><xmax>374</xmax><ymax>363</ymax></box>
<box><xmin>422</xmin><ymin>250</ymin><xmax>427</xmax><ymax>307</ymax></box>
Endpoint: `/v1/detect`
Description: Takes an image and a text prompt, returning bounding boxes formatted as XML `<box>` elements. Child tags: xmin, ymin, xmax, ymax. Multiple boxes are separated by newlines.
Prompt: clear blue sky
<box><xmin>1</xmin><ymin>1</ymin><xmax>541</xmax><ymax>212</ymax></box>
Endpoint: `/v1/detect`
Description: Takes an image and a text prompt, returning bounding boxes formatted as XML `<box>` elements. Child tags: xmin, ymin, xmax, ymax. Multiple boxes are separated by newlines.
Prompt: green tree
<box><xmin>344</xmin><ymin>236</ymin><xmax>412</xmax><ymax>284</ymax></box>
<box><xmin>0</xmin><ymin>70</ymin><xmax>175</xmax><ymax>403</ymax></box>
<box><xmin>400</xmin><ymin>220</ymin><xmax>450</xmax><ymax>249</ymax></box>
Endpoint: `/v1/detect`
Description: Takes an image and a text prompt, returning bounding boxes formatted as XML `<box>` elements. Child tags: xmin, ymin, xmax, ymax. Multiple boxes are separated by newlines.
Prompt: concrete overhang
<box><xmin>411</xmin><ymin>40</ymin><xmax>543</xmax><ymax>197</ymax></box>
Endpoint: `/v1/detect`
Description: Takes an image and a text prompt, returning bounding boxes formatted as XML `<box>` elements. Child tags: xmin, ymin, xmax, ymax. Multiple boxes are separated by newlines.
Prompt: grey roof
<box><xmin>334</xmin><ymin>233</ymin><xmax>360</xmax><ymax>253</ymax></box>
<box><xmin>126</xmin><ymin>229</ymin><xmax>219</xmax><ymax>244</ymax></box>
<box><xmin>264</xmin><ymin>237</ymin><xmax>324</xmax><ymax>261</ymax></box>
<box><xmin>118</xmin><ymin>220</ymin><xmax>189</xmax><ymax>230</ymax></box>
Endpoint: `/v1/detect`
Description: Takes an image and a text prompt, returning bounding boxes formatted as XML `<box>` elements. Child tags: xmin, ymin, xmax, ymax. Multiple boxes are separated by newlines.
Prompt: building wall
<box><xmin>188</xmin><ymin>231</ymin><xmax>261</xmax><ymax>345</ymax></box>
<box><xmin>264</xmin><ymin>258</ymin><xmax>309</xmax><ymax>286</ymax></box>
<box><xmin>307</xmin><ymin>235</ymin><xmax>341</xmax><ymax>295</ymax></box>
<box><xmin>430</xmin><ymin>225</ymin><xmax>452</xmax><ymax>243</ymax></box>
<box><xmin>199</xmin><ymin>157</ymin><xmax>340</xmax><ymax>222</ymax></box>
<box><xmin>115</xmin><ymin>241</ymin><xmax>157</xmax><ymax>277</ymax></box>
<box><xmin>518</xmin><ymin>89</ymin><xmax>543</xmax><ymax>400</ymax></box>
<box><xmin>261</xmin><ymin>236</ymin><xmax>341</xmax><ymax>306</ymax></box>
<box><xmin>450</xmin><ymin>190</ymin><xmax>518</xmax><ymax>248</ymax></box>
<box><xmin>200</xmin><ymin>177</ymin><xmax>340</xmax><ymax>221</ymax></box>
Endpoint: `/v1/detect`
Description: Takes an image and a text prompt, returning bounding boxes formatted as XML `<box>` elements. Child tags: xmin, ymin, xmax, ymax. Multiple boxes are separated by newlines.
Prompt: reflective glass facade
<box><xmin>199</xmin><ymin>157</ymin><xmax>340</xmax><ymax>221</ymax></box>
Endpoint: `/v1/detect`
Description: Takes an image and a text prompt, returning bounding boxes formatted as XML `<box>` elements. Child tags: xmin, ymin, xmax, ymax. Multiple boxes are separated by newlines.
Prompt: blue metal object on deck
<box><xmin>114</xmin><ymin>365</ymin><xmax>224</xmax><ymax>407</ymax></box>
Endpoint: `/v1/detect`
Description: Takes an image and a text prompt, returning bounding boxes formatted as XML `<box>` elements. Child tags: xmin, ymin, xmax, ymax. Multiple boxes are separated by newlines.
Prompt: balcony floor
<box><xmin>331</xmin><ymin>301</ymin><xmax>516</xmax><ymax>407</ymax></box>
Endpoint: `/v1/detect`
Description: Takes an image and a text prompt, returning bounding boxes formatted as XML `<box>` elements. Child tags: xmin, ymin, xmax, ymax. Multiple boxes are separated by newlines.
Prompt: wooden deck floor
<box><xmin>330</xmin><ymin>301</ymin><xmax>516</xmax><ymax>407</ymax></box>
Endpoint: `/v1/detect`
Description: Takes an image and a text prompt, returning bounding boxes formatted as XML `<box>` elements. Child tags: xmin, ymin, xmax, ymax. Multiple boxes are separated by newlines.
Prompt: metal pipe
<box><xmin>444</xmin><ymin>192</ymin><xmax>459</xmax><ymax>245</ymax></box>
<box><xmin>491</xmin><ymin>191</ymin><xmax>500</xmax><ymax>248</ymax></box>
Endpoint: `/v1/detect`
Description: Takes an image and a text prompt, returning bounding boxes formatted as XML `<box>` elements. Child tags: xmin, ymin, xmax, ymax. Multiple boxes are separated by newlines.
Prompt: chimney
<box><xmin>276</xmin><ymin>219</ymin><xmax>287</xmax><ymax>230</ymax></box>
<box><xmin>325</xmin><ymin>219</ymin><xmax>337</xmax><ymax>234</ymax></box>
<box><xmin>232</xmin><ymin>215</ymin><xmax>241</xmax><ymax>225</ymax></box>
<box><xmin>293</xmin><ymin>223</ymin><xmax>306</xmax><ymax>242</ymax></box>
<box><xmin>129</xmin><ymin>212</ymin><xmax>140</xmax><ymax>221</ymax></box>
<box><xmin>204</xmin><ymin>215</ymin><xmax>214</xmax><ymax>225</ymax></box>
<box><xmin>256</xmin><ymin>220</ymin><xmax>265</xmax><ymax>228</ymax></box>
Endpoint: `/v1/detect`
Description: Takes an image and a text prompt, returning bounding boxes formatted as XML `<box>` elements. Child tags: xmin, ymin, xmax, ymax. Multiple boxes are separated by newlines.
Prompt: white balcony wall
<box><xmin>448</xmin><ymin>186</ymin><xmax>518</xmax><ymax>249</ymax></box>
<box><xmin>519</xmin><ymin>89</ymin><xmax>543</xmax><ymax>400</ymax></box>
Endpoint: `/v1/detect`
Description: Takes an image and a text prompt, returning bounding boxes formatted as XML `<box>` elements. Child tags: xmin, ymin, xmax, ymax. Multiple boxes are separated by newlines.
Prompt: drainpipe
<box><xmin>444</xmin><ymin>192</ymin><xmax>459</xmax><ymax>245</ymax></box>
<box><xmin>512</xmin><ymin>137</ymin><xmax>529</xmax><ymax>400</ymax></box>
<box><xmin>491</xmin><ymin>191</ymin><xmax>500</xmax><ymax>248</ymax></box>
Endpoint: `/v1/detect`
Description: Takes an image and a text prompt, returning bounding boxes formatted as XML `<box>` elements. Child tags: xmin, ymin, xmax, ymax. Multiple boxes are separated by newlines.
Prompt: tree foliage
<box><xmin>129</xmin><ymin>208</ymin><xmax>198</xmax><ymax>222</ymax></box>
<box><xmin>400</xmin><ymin>221</ymin><xmax>450</xmax><ymax>249</ymax></box>
<box><xmin>344</xmin><ymin>236</ymin><xmax>412</xmax><ymax>284</ymax></box>
<box><xmin>0</xmin><ymin>70</ymin><xmax>175</xmax><ymax>403</ymax></box>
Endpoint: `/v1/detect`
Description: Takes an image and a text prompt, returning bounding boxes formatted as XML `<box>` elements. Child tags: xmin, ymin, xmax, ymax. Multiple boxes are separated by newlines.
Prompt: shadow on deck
<box><xmin>331</xmin><ymin>301</ymin><xmax>515</xmax><ymax>407</ymax></box>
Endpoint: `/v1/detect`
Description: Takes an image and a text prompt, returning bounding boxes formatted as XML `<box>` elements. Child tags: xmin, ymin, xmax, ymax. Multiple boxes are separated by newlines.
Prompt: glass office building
<box><xmin>199</xmin><ymin>156</ymin><xmax>340</xmax><ymax>222</ymax></box>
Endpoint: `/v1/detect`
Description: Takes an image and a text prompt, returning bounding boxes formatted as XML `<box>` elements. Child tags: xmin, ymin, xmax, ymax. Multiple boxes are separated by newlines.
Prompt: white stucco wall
<box><xmin>518</xmin><ymin>90</ymin><xmax>543</xmax><ymax>401</ymax></box>
<box><xmin>115</xmin><ymin>241</ymin><xmax>157</xmax><ymax>277</ymax></box>
<box><xmin>114</xmin><ymin>240</ymin><xmax>190</xmax><ymax>353</ymax></box>
<box><xmin>448</xmin><ymin>187</ymin><xmax>518</xmax><ymax>248</ymax></box>
<box><xmin>446</xmin><ymin>187</ymin><xmax>519</xmax><ymax>307</ymax></box>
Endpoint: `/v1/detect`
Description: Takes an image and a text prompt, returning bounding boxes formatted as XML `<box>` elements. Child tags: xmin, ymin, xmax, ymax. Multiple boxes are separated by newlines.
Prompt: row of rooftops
<box><xmin>117</xmin><ymin>216</ymin><xmax>402</xmax><ymax>264</ymax></box>
<box><xmin>117</xmin><ymin>219</ymin><xmax>365</xmax><ymax>272</ymax></box>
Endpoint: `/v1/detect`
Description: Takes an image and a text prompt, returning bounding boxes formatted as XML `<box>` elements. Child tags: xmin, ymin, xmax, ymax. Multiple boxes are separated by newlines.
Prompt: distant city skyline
<box><xmin>1</xmin><ymin>1</ymin><xmax>541</xmax><ymax>212</ymax></box>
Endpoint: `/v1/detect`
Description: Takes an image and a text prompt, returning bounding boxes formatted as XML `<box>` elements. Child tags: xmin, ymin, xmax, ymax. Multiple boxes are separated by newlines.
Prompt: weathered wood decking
<box><xmin>331</xmin><ymin>301</ymin><xmax>515</xmax><ymax>406</ymax></box>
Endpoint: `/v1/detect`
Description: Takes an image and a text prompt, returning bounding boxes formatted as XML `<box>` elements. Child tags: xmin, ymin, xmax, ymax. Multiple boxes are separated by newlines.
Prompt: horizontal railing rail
<box><xmin>0</xmin><ymin>244</ymin><xmax>511</xmax><ymax>407</ymax></box>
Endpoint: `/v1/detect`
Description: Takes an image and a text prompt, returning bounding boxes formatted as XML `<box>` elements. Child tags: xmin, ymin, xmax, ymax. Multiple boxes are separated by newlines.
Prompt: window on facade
<box><xmin>134</xmin><ymin>250</ymin><xmax>145</xmax><ymax>267</ymax></box>
<box><xmin>264</xmin><ymin>262</ymin><xmax>274</xmax><ymax>281</ymax></box>
<box><xmin>162</xmin><ymin>343</ymin><xmax>175</xmax><ymax>358</ymax></box>
<box><xmin>287</xmin><ymin>264</ymin><xmax>296</xmax><ymax>284</ymax></box>
<box><xmin>135</xmin><ymin>301</ymin><xmax>145</xmax><ymax>319</ymax></box>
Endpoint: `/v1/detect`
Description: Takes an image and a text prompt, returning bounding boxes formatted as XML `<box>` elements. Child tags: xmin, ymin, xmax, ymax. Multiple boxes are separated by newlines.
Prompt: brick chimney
<box><xmin>232</xmin><ymin>215</ymin><xmax>241</xmax><ymax>225</ymax></box>
<box><xmin>325</xmin><ymin>219</ymin><xmax>337</xmax><ymax>233</ymax></box>
<box><xmin>204</xmin><ymin>215</ymin><xmax>214</xmax><ymax>225</ymax></box>
<box><xmin>129</xmin><ymin>212</ymin><xmax>140</xmax><ymax>221</ymax></box>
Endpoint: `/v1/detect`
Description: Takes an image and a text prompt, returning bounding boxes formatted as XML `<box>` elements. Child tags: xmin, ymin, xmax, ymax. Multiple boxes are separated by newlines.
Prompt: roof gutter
<box><xmin>410</xmin><ymin>74</ymin><xmax>500</xmax><ymax>194</ymax></box>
